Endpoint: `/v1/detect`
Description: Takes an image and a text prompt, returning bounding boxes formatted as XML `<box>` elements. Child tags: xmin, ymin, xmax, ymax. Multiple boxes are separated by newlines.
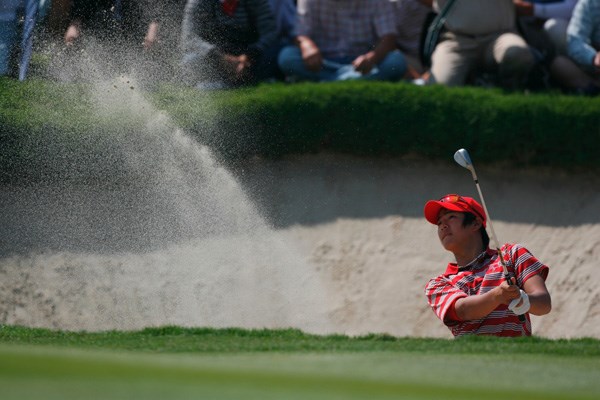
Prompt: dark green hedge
<box><xmin>2</xmin><ymin>77</ymin><xmax>600</xmax><ymax>182</ymax></box>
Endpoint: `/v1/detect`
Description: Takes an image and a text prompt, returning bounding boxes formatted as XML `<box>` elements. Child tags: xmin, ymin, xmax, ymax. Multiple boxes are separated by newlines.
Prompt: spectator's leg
<box><xmin>550</xmin><ymin>55</ymin><xmax>600</xmax><ymax>94</ymax></box>
<box><xmin>0</xmin><ymin>21</ymin><xmax>18</xmax><ymax>75</ymax></box>
<box><xmin>486</xmin><ymin>32</ymin><xmax>535</xmax><ymax>89</ymax></box>
<box><xmin>180</xmin><ymin>51</ymin><xmax>224</xmax><ymax>87</ymax></box>
<box><xmin>365</xmin><ymin>50</ymin><xmax>406</xmax><ymax>81</ymax></box>
<box><xmin>428</xmin><ymin>34</ymin><xmax>478</xmax><ymax>86</ymax></box>
<box><xmin>544</xmin><ymin>18</ymin><xmax>569</xmax><ymax>56</ymax></box>
<box><xmin>278</xmin><ymin>45</ymin><xmax>339</xmax><ymax>81</ymax></box>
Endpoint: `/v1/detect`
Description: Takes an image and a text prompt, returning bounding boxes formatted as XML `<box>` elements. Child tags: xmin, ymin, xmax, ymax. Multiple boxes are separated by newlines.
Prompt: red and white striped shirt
<box><xmin>425</xmin><ymin>244</ymin><xmax>549</xmax><ymax>337</ymax></box>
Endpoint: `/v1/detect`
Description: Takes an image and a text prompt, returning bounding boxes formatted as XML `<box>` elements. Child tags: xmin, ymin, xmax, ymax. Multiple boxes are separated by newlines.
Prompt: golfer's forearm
<box><xmin>526</xmin><ymin>291</ymin><xmax>552</xmax><ymax>315</ymax></box>
<box><xmin>454</xmin><ymin>293</ymin><xmax>501</xmax><ymax>321</ymax></box>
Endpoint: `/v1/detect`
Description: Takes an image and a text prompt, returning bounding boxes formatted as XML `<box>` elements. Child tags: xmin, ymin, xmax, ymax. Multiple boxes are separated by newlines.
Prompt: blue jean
<box><xmin>0</xmin><ymin>20</ymin><xmax>18</xmax><ymax>75</ymax></box>
<box><xmin>0</xmin><ymin>0</ymin><xmax>24</xmax><ymax>75</ymax></box>
<box><xmin>277</xmin><ymin>46</ymin><xmax>406</xmax><ymax>82</ymax></box>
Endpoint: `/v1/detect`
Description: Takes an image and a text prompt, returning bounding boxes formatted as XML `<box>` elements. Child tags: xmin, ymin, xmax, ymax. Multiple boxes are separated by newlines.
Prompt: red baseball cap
<box><xmin>424</xmin><ymin>194</ymin><xmax>487</xmax><ymax>227</ymax></box>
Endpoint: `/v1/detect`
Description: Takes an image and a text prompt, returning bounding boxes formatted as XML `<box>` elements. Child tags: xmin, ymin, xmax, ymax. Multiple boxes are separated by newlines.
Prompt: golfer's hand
<box><xmin>493</xmin><ymin>280</ymin><xmax>521</xmax><ymax>305</ymax></box>
<box><xmin>594</xmin><ymin>51</ymin><xmax>600</xmax><ymax>69</ymax></box>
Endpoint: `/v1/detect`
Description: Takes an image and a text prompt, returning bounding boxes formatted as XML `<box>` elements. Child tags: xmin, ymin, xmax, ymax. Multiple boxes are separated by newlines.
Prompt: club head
<box><xmin>454</xmin><ymin>148</ymin><xmax>473</xmax><ymax>169</ymax></box>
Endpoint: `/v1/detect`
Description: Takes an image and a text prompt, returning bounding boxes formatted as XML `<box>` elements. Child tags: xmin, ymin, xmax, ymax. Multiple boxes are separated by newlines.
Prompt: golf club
<box><xmin>454</xmin><ymin>148</ymin><xmax>526</xmax><ymax>321</ymax></box>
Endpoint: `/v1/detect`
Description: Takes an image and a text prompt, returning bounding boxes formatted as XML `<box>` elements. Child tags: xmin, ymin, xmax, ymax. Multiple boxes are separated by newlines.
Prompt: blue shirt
<box><xmin>567</xmin><ymin>0</ymin><xmax>600</xmax><ymax>68</ymax></box>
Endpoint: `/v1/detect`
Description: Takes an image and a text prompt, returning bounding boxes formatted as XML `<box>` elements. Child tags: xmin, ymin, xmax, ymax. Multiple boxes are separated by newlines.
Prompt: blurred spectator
<box><xmin>143</xmin><ymin>0</ymin><xmax>187</xmax><ymax>52</ymax></box>
<box><xmin>269</xmin><ymin>0</ymin><xmax>296</xmax><ymax>47</ymax></box>
<box><xmin>142</xmin><ymin>0</ymin><xmax>187</xmax><ymax>84</ymax></box>
<box><xmin>63</xmin><ymin>0</ymin><xmax>146</xmax><ymax>48</ymax></box>
<box><xmin>180</xmin><ymin>0</ymin><xmax>277</xmax><ymax>89</ymax></box>
<box><xmin>264</xmin><ymin>0</ymin><xmax>296</xmax><ymax>80</ymax></box>
<box><xmin>514</xmin><ymin>0</ymin><xmax>596</xmax><ymax>94</ymax></box>
<box><xmin>427</xmin><ymin>0</ymin><xmax>534</xmax><ymax>89</ymax></box>
<box><xmin>0</xmin><ymin>0</ymin><xmax>50</xmax><ymax>78</ymax></box>
<box><xmin>567</xmin><ymin>0</ymin><xmax>600</xmax><ymax>91</ymax></box>
<box><xmin>391</xmin><ymin>0</ymin><xmax>432</xmax><ymax>78</ymax></box>
<box><xmin>278</xmin><ymin>0</ymin><xmax>406</xmax><ymax>82</ymax></box>
<box><xmin>514</xmin><ymin>0</ymin><xmax>577</xmax><ymax>54</ymax></box>
<box><xmin>0</xmin><ymin>0</ymin><xmax>25</xmax><ymax>76</ymax></box>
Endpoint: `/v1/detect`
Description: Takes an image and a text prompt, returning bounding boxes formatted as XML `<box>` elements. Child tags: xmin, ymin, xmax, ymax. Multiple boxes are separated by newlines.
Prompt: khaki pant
<box><xmin>429</xmin><ymin>30</ymin><xmax>535</xmax><ymax>87</ymax></box>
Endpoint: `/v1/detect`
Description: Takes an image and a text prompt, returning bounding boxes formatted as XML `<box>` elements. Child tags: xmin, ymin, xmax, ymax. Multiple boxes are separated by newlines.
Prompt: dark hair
<box><xmin>462</xmin><ymin>212</ymin><xmax>490</xmax><ymax>249</ymax></box>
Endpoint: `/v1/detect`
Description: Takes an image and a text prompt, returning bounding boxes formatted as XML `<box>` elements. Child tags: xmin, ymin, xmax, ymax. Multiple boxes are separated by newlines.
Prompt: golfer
<box><xmin>423</xmin><ymin>194</ymin><xmax>551</xmax><ymax>337</ymax></box>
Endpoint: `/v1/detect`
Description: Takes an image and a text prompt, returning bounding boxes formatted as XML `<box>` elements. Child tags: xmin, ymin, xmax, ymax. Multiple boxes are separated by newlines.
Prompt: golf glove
<box><xmin>508</xmin><ymin>289</ymin><xmax>530</xmax><ymax>315</ymax></box>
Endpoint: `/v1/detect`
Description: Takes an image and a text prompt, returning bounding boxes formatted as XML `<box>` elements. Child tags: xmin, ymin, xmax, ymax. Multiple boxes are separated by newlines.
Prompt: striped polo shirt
<box><xmin>425</xmin><ymin>244</ymin><xmax>549</xmax><ymax>337</ymax></box>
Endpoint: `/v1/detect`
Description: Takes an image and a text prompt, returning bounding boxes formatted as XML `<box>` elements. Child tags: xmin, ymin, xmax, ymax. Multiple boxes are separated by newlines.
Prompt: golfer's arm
<box><xmin>454</xmin><ymin>291</ymin><xmax>503</xmax><ymax>321</ymax></box>
<box><xmin>523</xmin><ymin>275</ymin><xmax>552</xmax><ymax>315</ymax></box>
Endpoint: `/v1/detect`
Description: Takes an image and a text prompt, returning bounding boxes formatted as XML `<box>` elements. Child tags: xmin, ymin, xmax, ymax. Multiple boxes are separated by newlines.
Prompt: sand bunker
<box><xmin>1</xmin><ymin>154</ymin><xmax>599</xmax><ymax>339</ymax></box>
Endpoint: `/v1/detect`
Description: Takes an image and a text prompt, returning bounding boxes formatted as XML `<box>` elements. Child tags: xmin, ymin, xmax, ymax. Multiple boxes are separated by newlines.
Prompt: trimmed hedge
<box><xmin>1</xmin><ymin>77</ymin><xmax>600</xmax><ymax>182</ymax></box>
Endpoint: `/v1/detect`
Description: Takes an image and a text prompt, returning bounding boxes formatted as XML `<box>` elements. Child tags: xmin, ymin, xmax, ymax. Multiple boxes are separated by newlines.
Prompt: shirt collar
<box><xmin>443</xmin><ymin>247</ymin><xmax>495</xmax><ymax>276</ymax></box>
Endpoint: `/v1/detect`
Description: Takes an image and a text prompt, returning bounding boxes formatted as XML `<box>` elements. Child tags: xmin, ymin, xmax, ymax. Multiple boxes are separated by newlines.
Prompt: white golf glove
<box><xmin>508</xmin><ymin>289</ymin><xmax>530</xmax><ymax>315</ymax></box>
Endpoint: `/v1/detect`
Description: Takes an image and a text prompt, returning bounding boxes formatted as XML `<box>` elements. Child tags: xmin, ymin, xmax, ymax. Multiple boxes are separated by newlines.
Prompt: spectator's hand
<box><xmin>352</xmin><ymin>52</ymin><xmax>376</xmax><ymax>75</ymax></box>
<box><xmin>492</xmin><ymin>279</ymin><xmax>521</xmax><ymax>305</ymax></box>
<box><xmin>594</xmin><ymin>51</ymin><xmax>600</xmax><ymax>69</ymax></box>
<box><xmin>299</xmin><ymin>39</ymin><xmax>322</xmax><ymax>72</ymax></box>
<box><xmin>64</xmin><ymin>23</ymin><xmax>81</xmax><ymax>46</ymax></box>
<box><xmin>222</xmin><ymin>54</ymin><xmax>252</xmax><ymax>82</ymax></box>
<box><xmin>144</xmin><ymin>21</ymin><xmax>160</xmax><ymax>51</ymax></box>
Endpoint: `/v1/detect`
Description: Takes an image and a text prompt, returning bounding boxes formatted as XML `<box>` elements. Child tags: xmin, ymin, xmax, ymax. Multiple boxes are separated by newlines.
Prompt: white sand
<box><xmin>1</xmin><ymin>154</ymin><xmax>599</xmax><ymax>338</ymax></box>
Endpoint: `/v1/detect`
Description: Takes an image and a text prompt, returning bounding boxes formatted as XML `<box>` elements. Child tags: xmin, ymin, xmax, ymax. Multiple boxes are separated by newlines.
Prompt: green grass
<box><xmin>3</xmin><ymin>77</ymin><xmax>600</xmax><ymax>178</ymax></box>
<box><xmin>1</xmin><ymin>326</ymin><xmax>599</xmax><ymax>399</ymax></box>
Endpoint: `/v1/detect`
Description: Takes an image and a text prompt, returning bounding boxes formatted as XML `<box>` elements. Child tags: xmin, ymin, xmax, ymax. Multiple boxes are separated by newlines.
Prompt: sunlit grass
<box><xmin>1</xmin><ymin>326</ymin><xmax>599</xmax><ymax>400</ymax></box>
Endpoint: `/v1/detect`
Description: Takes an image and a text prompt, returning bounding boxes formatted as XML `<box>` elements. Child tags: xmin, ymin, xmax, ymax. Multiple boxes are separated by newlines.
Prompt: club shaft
<box><xmin>470</xmin><ymin>168</ymin><xmax>526</xmax><ymax>321</ymax></box>
<box><xmin>470</xmin><ymin>169</ymin><xmax>510</xmax><ymax>276</ymax></box>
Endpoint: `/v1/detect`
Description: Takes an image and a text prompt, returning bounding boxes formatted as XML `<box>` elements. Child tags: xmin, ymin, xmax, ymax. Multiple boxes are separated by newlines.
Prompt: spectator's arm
<box><xmin>64</xmin><ymin>18</ymin><xmax>82</xmax><ymax>45</ymax></box>
<box><xmin>246</xmin><ymin>0</ymin><xmax>278</xmax><ymax>61</ymax></box>
<box><xmin>533</xmin><ymin>0</ymin><xmax>577</xmax><ymax>20</ymax></box>
<box><xmin>352</xmin><ymin>33</ymin><xmax>397</xmax><ymax>74</ymax></box>
<box><xmin>567</xmin><ymin>0</ymin><xmax>599</xmax><ymax>68</ymax></box>
<box><xmin>513</xmin><ymin>1</ymin><xmax>534</xmax><ymax>17</ymax></box>
<box><xmin>180</xmin><ymin>0</ymin><xmax>217</xmax><ymax>60</ymax></box>
<box><xmin>514</xmin><ymin>0</ymin><xmax>576</xmax><ymax>19</ymax></box>
<box><xmin>144</xmin><ymin>20</ymin><xmax>160</xmax><ymax>50</ymax></box>
<box><xmin>296</xmin><ymin>35</ymin><xmax>322</xmax><ymax>71</ymax></box>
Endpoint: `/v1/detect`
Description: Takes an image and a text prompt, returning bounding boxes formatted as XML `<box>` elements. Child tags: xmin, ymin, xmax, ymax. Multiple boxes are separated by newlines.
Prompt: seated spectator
<box><xmin>141</xmin><ymin>0</ymin><xmax>187</xmax><ymax>85</ymax></box>
<box><xmin>264</xmin><ymin>0</ymin><xmax>296</xmax><ymax>80</ymax></box>
<box><xmin>567</xmin><ymin>0</ymin><xmax>600</xmax><ymax>87</ymax></box>
<box><xmin>391</xmin><ymin>0</ymin><xmax>432</xmax><ymax>78</ymax></box>
<box><xmin>54</xmin><ymin>1</ymin><xmax>170</xmax><ymax>82</ymax></box>
<box><xmin>0</xmin><ymin>0</ymin><xmax>24</xmax><ymax>76</ymax></box>
<box><xmin>278</xmin><ymin>0</ymin><xmax>406</xmax><ymax>82</ymax></box>
<box><xmin>180</xmin><ymin>0</ymin><xmax>277</xmax><ymax>89</ymax></box>
<box><xmin>514</xmin><ymin>0</ymin><xmax>577</xmax><ymax>54</ymax></box>
<box><xmin>427</xmin><ymin>0</ymin><xmax>535</xmax><ymax>89</ymax></box>
<box><xmin>63</xmin><ymin>0</ymin><xmax>147</xmax><ymax>49</ymax></box>
<box><xmin>514</xmin><ymin>0</ymin><xmax>598</xmax><ymax>94</ymax></box>
<box><xmin>143</xmin><ymin>1</ymin><xmax>187</xmax><ymax>52</ymax></box>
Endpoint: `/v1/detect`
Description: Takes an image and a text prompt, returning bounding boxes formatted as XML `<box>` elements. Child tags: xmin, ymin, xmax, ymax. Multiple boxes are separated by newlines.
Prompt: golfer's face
<box><xmin>437</xmin><ymin>210</ymin><xmax>470</xmax><ymax>251</ymax></box>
